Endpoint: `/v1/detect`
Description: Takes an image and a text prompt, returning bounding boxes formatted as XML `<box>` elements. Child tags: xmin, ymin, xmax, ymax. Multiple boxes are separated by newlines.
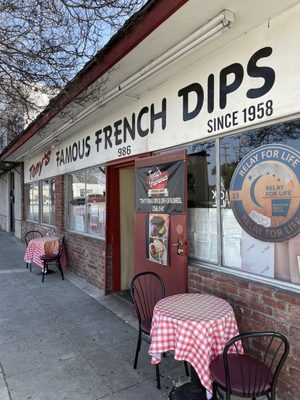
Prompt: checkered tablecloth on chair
<box><xmin>149</xmin><ymin>293</ymin><xmax>241</xmax><ymax>393</ymax></box>
<box><xmin>24</xmin><ymin>237</ymin><xmax>67</xmax><ymax>269</ymax></box>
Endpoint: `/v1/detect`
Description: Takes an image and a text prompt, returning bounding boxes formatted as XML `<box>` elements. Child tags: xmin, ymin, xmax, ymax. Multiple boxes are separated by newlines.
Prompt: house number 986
<box><xmin>118</xmin><ymin>145</ymin><xmax>132</xmax><ymax>157</ymax></box>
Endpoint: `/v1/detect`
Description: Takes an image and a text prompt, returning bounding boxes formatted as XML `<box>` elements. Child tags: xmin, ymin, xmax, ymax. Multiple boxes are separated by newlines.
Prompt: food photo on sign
<box><xmin>147</xmin><ymin>214</ymin><xmax>169</xmax><ymax>266</ymax></box>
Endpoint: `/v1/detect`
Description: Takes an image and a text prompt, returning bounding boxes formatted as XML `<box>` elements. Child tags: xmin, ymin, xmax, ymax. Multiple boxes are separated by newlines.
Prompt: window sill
<box><xmin>65</xmin><ymin>228</ymin><xmax>105</xmax><ymax>241</ymax></box>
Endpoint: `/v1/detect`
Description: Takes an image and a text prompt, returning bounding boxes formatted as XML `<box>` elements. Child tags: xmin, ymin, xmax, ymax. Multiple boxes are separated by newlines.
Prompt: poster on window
<box><xmin>135</xmin><ymin>160</ymin><xmax>184</xmax><ymax>214</ymax></box>
<box><xmin>147</xmin><ymin>214</ymin><xmax>169</xmax><ymax>266</ymax></box>
<box><xmin>241</xmin><ymin>231</ymin><xmax>275</xmax><ymax>278</ymax></box>
<box><xmin>230</xmin><ymin>144</ymin><xmax>300</xmax><ymax>242</ymax></box>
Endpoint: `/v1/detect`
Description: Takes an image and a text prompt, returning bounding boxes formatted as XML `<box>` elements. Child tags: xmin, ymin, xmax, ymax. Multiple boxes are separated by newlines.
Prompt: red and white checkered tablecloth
<box><xmin>24</xmin><ymin>237</ymin><xmax>67</xmax><ymax>269</ymax></box>
<box><xmin>149</xmin><ymin>293</ymin><xmax>241</xmax><ymax>393</ymax></box>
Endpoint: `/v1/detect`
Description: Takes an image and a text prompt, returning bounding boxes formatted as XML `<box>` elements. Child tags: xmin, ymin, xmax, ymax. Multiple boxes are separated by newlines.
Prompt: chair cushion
<box><xmin>210</xmin><ymin>354</ymin><xmax>273</xmax><ymax>395</ymax></box>
<box><xmin>40</xmin><ymin>254</ymin><xmax>58</xmax><ymax>261</ymax></box>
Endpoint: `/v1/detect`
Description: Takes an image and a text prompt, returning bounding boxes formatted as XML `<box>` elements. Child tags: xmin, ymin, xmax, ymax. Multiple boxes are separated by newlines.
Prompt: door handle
<box><xmin>171</xmin><ymin>239</ymin><xmax>184</xmax><ymax>255</ymax></box>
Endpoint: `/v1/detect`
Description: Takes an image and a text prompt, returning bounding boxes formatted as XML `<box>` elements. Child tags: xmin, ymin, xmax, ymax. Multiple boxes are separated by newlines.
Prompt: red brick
<box><xmin>290</xmin><ymin>326</ymin><xmax>300</xmax><ymax>340</ymax></box>
<box><xmin>239</xmin><ymin>288</ymin><xmax>261</xmax><ymax>303</ymax></box>
<box><xmin>261</xmin><ymin>295</ymin><xmax>286</xmax><ymax>311</ymax></box>
<box><xmin>274</xmin><ymin>290</ymin><xmax>300</xmax><ymax>306</ymax></box>
<box><xmin>288</xmin><ymin>304</ymin><xmax>300</xmax><ymax>315</ymax></box>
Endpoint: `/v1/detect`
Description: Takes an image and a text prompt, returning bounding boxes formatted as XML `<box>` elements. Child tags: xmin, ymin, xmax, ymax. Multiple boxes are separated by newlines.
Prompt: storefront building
<box><xmin>1</xmin><ymin>1</ymin><xmax>300</xmax><ymax>398</ymax></box>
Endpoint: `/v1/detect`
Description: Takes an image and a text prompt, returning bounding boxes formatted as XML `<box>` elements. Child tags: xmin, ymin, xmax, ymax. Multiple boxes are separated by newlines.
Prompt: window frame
<box><xmin>66</xmin><ymin>166</ymin><xmax>106</xmax><ymax>239</ymax></box>
<box><xmin>41</xmin><ymin>178</ymin><xmax>55</xmax><ymax>226</ymax></box>
<box><xmin>186</xmin><ymin>117</ymin><xmax>300</xmax><ymax>293</ymax></box>
<box><xmin>24</xmin><ymin>179</ymin><xmax>55</xmax><ymax>226</ymax></box>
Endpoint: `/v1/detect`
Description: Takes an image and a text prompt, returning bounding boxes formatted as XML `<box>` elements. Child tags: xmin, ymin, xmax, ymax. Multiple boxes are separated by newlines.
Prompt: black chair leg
<box><xmin>42</xmin><ymin>263</ymin><xmax>47</xmax><ymax>282</ymax></box>
<box><xmin>30</xmin><ymin>262</ymin><xmax>32</xmax><ymax>272</ymax></box>
<box><xmin>212</xmin><ymin>382</ymin><xmax>219</xmax><ymax>400</ymax></box>
<box><xmin>133</xmin><ymin>333</ymin><xmax>142</xmax><ymax>369</ymax></box>
<box><xmin>156</xmin><ymin>364</ymin><xmax>161</xmax><ymax>389</ymax></box>
<box><xmin>26</xmin><ymin>262</ymin><xmax>32</xmax><ymax>272</ymax></box>
<box><xmin>184</xmin><ymin>361</ymin><xmax>189</xmax><ymax>376</ymax></box>
<box><xmin>58</xmin><ymin>261</ymin><xmax>64</xmax><ymax>280</ymax></box>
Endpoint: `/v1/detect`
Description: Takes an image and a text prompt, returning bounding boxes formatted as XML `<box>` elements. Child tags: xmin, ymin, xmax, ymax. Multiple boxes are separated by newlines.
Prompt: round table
<box><xmin>149</xmin><ymin>293</ymin><xmax>241</xmax><ymax>399</ymax></box>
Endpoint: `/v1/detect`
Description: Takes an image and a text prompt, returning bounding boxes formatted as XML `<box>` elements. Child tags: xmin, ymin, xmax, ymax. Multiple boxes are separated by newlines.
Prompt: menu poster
<box><xmin>147</xmin><ymin>214</ymin><xmax>169</xmax><ymax>266</ymax></box>
<box><xmin>135</xmin><ymin>160</ymin><xmax>184</xmax><ymax>214</ymax></box>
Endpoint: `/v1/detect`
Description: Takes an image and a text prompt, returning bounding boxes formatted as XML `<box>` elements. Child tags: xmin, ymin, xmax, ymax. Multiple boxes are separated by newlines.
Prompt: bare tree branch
<box><xmin>0</xmin><ymin>0</ymin><xmax>146</xmax><ymax>150</ymax></box>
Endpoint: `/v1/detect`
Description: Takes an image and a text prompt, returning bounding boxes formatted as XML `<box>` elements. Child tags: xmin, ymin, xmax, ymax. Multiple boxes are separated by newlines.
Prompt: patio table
<box><xmin>149</xmin><ymin>293</ymin><xmax>241</xmax><ymax>399</ymax></box>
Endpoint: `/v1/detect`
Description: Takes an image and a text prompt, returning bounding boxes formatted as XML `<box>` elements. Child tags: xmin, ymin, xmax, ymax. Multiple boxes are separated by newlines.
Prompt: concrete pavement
<box><xmin>0</xmin><ymin>231</ymin><xmax>188</xmax><ymax>400</ymax></box>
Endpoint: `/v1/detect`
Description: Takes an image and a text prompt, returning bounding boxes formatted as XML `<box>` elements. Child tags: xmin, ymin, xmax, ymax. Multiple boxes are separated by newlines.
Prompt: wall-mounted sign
<box><xmin>28</xmin><ymin>150</ymin><xmax>51</xmax><ymax>180</ymax></box>
<box><xmin>135</xmin><ymin>160</ymin><xmax>184</xmax><ymax>213</ymax></box>
<box><xmin>24</xmin><ymin>6</ymin><xmax>300</xmax><ymax>183</ymax></box>
<box><xmin>230</xmin><ymin>144</ymin><xmax>300</xmax><ymax>242</ymax></box>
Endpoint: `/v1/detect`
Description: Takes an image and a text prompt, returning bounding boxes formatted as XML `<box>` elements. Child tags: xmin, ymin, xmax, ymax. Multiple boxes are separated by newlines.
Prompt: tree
<box><xmin>0</xmin><ymin>0</ymin><xmax>146</xmax><ymax>149</ymax></box>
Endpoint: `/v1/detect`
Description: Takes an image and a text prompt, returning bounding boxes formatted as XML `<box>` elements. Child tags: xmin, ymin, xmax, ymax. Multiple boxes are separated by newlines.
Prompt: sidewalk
<box><xmin>0</xmin><ymin>231</ymin><xmax>188</xmax><ymax>400</ymax></box>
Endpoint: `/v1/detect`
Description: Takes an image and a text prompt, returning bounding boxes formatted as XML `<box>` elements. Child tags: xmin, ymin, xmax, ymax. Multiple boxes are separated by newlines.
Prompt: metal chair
<box><xmin>40</xmin><ymin>236</ymin><xmax>65</xmax><ymax>282</ymax></box>
<box><xmin>210</xmin><ymin>331</ymin><xmax>289</xmax><ymax>400</ymax></box>
<box><xmin>25</xmin><ymin>230</ymin><xmax>43</xmax><ymax>272</ymax></box>
<box><xmin>130</xmin><ymin>271</ymin><xmax>189</xmax><ymax>389</ymax></box>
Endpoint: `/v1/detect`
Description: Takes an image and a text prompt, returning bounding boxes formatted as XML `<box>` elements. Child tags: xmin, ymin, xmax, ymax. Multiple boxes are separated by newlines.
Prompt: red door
<box><xmin>135</xmin><ymin>150</ymin><xmax>188</xmax><ymax>296</ymax></box>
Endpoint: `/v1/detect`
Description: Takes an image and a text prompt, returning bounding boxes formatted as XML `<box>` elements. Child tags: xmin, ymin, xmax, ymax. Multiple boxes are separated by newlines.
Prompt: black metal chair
<box><xmin>130</xmin><ymin>271</ymin><xmax>189</xmax><ymax>389</ymax></box>
<box><xmin>25</xmin><ymin>230</ymin><xmax>43</xmax><ymax>272</ymax></box>
<box><xmin>40</xmin><ymin>236</ymin><xmax>65</xmax><ymax>283</ymax></box>
<box><xmin>210</xmin><ymin>331</ymin><xmax>289</xmax><ymax>400</ymax></box>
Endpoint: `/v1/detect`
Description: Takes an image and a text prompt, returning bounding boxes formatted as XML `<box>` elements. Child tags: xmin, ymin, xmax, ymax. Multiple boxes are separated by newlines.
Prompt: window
<box><xmin>188</xmin><ymin>142</ymin><xmax>217</xmax><ymax>263</ymax></box>
<box><xmin>25</xmin><ymin>179</ymin><xmax>55</xmax><ymax>225</ymax></box>
<box><xmin>25</xmin><ymin>182</ymin><xmax>40</xmax><ymax>222</ymax></box>
<box><xmin>42</xmin><ymin>179</ymin><xmax>55</xmax><ymax>225</ymax></box>
<box><xmin>67</xmin><ymin>166</ymin><xmax>106</xmax><ymax>237</ymax></box>
<box><xmin>188</xmin><ymin>119</ymin><xmax>300</xmax><ymax>287</ymax></box>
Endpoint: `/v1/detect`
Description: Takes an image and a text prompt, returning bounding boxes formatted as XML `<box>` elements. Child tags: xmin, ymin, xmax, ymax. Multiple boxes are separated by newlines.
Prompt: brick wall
<box><xmin>21</xmin><ymin>221</ymin><xmax>55</xmax><ymax>239</ymax></box>
<box><xmin>188</xmin><ymin>265</ymin><xmax>300</xmax><ymax>400</ymax></box>
<box><xmin>54</xmin><ymin>175</ymin><xmax>64</xmax><ymax>235</ymax></box>
<box><xmin>64</xmin><ymin>232</ymin><xmax>106</xmax><ymax>291</ymax></box>
<box><xmin>55</xmin><ymin>175</ymin><xmax>106</xmax><ymax>291</ymax></box>
<box><xmin>106</xmin><ymin>242</ymin><xmax>113</xmax><ymax>293</ymax></box>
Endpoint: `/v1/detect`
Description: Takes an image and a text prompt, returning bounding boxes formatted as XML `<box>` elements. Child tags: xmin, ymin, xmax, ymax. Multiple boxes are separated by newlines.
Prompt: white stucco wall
<box><xmin>14</xmin><ymin>168</ymin><xmax>22</xmax><ymax>238</ymax></box>
<box><xmin>14</xmin><ymin>168</ymin><xmax>22</xmax><ymax>220</ymax></box>
<box><xmin>0</xmin><ymin>168</ymin><xmax>22</xmax><ymax>236</ymax></box>
<box><xmin>0</xmin><ymin>173</ymin><xmax>8</xmax><ymax>231</ymax></box>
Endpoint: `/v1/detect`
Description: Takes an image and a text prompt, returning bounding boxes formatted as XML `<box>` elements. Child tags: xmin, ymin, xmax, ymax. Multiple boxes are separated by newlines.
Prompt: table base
<box><xmin>169</xmin><ymin>382</ymin><xmax>207</xmax><ymax>400</ymax></box>
<box><xmin>169</xmin><ymin>366</ymin><xmax>207</xmax><ymax>400</ymax></box>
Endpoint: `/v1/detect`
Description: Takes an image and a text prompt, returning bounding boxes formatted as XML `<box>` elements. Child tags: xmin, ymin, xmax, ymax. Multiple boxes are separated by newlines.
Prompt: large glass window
<box><xmin>25</xmin><ymin>179</ymin><xmax>55</xmax><ymax>225</ymax></box>
<box><xmin>25</xmin><ymin>182</ymin><xmax>40</xmax><ymax>222</ymax></box>
<box><xmin>42</xmin><ymin>179</ymin><xmax>55</xmax><ymax>225</ymax></box>
<box><xmin>188</xmin><ymin>119</ymin><xmax>300</xmax><ymax>287</ymax></box>
<box><xmin>68</xmin><ymin>170</ymin><xmax>86</xmax><ymax>232</ymax></box>
<box><xmin>187</xmin><ymin>141</ymin><xmax>217</xmax><ymax>263</ymax></box>
<box><xmin>67</xmin><ymin>166</ymin><xmax>106</xmax><ymax>237</ymax></box>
